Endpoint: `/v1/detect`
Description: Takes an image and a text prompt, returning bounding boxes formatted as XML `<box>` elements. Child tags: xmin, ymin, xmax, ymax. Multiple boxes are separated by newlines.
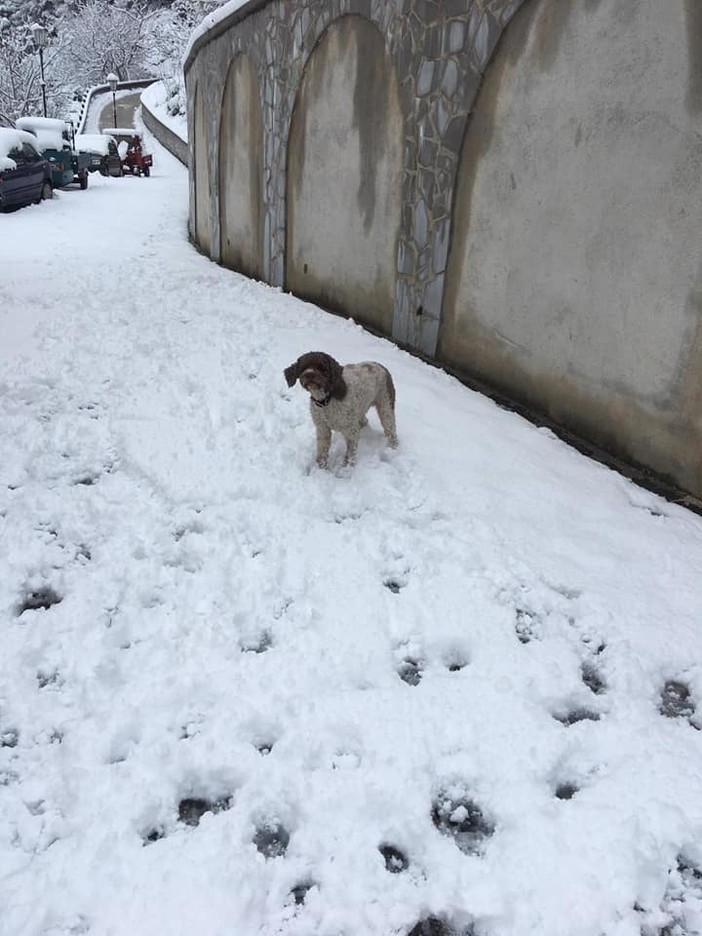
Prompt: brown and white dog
<box><xmin>284</xmin><ymin>351</ymin><xmax>398</xmax><ymax>468</ymax></box>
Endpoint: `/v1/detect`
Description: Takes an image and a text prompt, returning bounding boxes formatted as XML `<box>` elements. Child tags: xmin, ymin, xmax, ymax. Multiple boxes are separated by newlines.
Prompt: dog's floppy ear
<box><xmin>284</xmin><ymin>352</ymin><xmax>347</xmax><ymax>398</ymax></box>
<box><xmin>284</xmin><ymin>361</ymin><xmax>300</xmax><ymax>387</ymax></box>
<box><xmin>326</xmin><ymin>355</ymin><xmax>347</xmax><ymax>400</ymax></box>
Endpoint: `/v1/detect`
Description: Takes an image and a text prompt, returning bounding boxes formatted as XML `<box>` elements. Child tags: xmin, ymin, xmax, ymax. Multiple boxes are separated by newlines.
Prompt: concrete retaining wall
<box><xmin>440</xmin><ymin>0</ymin><xmax>702</xmax><ymax>499</ymax></box>
<box><xmin>286</xmin><ymin>14</ymin><xmax>403</xmax><ymax>334</ymax></box>
<box><xmin>219</xmin><ymin>54</ymin><xmax>264</xmax><ymax>278</ymax></box>
<box><xmin>185</xmin><ymin>0</ymin><xmax>702</xmax><ymax>501</ymax></box>
<box><xmin>141</xmin><ymin>94</ymin><xmax>188</xmax><ymax>166</ymax></box>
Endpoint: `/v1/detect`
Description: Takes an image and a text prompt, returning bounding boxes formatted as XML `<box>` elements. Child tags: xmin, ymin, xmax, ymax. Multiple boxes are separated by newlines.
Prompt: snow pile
<box><xmin>142</xmin><ymin>79</ymin><xmax>188</xmax><ymax>142</ymax></box>
<box><xmin>75</xmin><ymin>134</ymin><xmax>115</xmax><ymax>156</ymax></box>
<box><xmin>0</xmin><ymin>127</ymin><xmax>40</xmax><ymax>170</ymax></box>
<box><xmin>14</xmin><ymin>116</ymin><xmax>69</xmax><ymax>134</ymax></box>
<box><xmin>1</xmin><ymin>138</ymin><xmax>702</xmax><ymax>936</ymax></box>
<box><xmin>15</xmin><ymin>117</ymin><xmax>69</xmax><ymax>152</ymax></box>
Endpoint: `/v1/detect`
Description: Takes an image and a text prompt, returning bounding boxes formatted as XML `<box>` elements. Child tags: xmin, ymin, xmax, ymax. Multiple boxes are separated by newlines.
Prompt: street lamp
<box><xmin>107</xmin><ymin>73</ymin><xmax>118</xmax><ymax>129</ymax></box>
<box><xmin>30</xmin><ymin>23</ymin><xmax>48</xmax><ymax>117</ymax></box>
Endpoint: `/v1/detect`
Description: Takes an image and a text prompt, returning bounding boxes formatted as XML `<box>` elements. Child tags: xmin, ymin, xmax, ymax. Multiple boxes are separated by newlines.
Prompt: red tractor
<box><xmin>108</xmin><ymin>129</ymin><xmax>153</xmax><ymax>177</ymax></box>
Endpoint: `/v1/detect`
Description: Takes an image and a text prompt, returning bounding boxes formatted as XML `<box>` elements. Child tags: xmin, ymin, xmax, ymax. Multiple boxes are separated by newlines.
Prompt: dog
<box><xmin>284</xmin><ymin>351</ymin><xmax>398</xmax><ymax>468</ymax></box>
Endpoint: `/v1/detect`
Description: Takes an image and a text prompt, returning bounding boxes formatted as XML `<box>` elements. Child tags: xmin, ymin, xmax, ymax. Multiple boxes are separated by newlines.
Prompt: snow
<box><xmin>0</xmin><ymin>128</ymin><xmax>42</xmax><ymax>170</ymax></box>
<box><xmin>101</xmin><ymin>128</ymin><xmax>141</xmax><ymax>137</ymax></box>
<box><xmin>75</xmin><ymin>134</ymin><xmax>115</xmax><ymax>156</ymax></box>
<box><xmin>142</xmin><ymin>79</ymin><xmax>188</xmax><ymax>142</ymax></box>
<box><xmin>183</xmin><ymin>0</ymin><xmax>254</xmax><ymax>65</ymax></box>
<box><xmin>15</xmin><ymin>116</ymin><xmax>69</xmax><ymax>134</ymax></box>
<box><xmin>15</xmin><ymin>118</ymin><xmax>69</xmax><ymax>153</ymax></box>
<box><xmin>1</xmin><ymin>135</ymin><xmax>702</xmax><ymax>936</ymax></box>
<box><xmin>81</xmin><ymin>88</ymin><xmax>142</xmax><ymax>135</ymax></box>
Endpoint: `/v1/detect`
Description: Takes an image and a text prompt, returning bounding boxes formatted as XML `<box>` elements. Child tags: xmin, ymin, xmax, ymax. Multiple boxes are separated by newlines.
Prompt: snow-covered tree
<box><xmin>58</xmin><ymin>0</ymin><xmax>154</xmax><ymax>85</ymax></box>
<box><xmin>0</xmin><ymin>20</ymin><xmax>69</xmax><ymax>125</ymax></box>
<box><xmin>0</xmin><ymin>0</ymin><xmax>228</xmax><ymax>126</ymax></box>
<box><xmin>147</xmin><ymin>0</ymin><xmax>227</xmax><ymax>117</ymax></box>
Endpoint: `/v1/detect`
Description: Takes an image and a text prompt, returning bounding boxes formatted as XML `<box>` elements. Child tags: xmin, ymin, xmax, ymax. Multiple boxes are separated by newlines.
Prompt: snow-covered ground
<box><xmin>1</xmin><ymin>134</ymin><xmax>702</xmax><ymax>936</ymax></box>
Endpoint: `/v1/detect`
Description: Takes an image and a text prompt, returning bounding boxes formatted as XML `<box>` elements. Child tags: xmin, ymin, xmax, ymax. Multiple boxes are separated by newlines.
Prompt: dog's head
<box><xmin>284</xmin><ymin>352</ymin><xmax>347</xmax><ymax>402</ymax></box>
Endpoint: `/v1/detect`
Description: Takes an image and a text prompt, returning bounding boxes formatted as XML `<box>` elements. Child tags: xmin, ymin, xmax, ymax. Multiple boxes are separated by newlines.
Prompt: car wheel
<box><xmin>143</xmin><ymin>166</ymin><xmax>150</xmax><ymax>177</ymax></box>
<box><xmin>40</xmin><ymin>181</ymin><xmax>53</xmax><ymax>201</ymax></box>
<box><xmin>79</xmin><ymin>171</ymin><xmax>88</xmax><ymax>190</ymax></box>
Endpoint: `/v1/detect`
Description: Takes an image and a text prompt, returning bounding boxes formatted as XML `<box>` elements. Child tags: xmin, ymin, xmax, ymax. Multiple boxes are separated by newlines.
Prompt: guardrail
<box><xmin>76</xmin><ymin>79</ymin><xmax>156</xmax><ymax>134</ymax></box>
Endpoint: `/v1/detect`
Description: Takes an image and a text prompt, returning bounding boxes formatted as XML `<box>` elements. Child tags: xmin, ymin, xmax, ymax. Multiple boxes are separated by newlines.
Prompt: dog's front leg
<box><xmin>343</xmin><ymin>430</ymin><xmax>360</xmax><ymax>466</ymax></box>
<box><xmin>315</xmin><ymin>424</ymin><xmax>332</xmax><ymax>468</ymax></box>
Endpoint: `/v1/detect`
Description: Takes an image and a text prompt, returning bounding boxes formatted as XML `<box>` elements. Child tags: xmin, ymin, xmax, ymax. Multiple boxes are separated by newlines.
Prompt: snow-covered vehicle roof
<box><xmin>16</xmin><ymin>115</ymin><xmax>70</xmax><ymax>133</ymax></box>
<box><xmin>76</xmin><ymin>133</ymin><xmax>116</xmax><ymax>155</ymax></box>
<box><xmin>0</xmin><ymin>127</ymin><xmax>43</xmax><ymax>171</ymax></box>
<box><xmin>101</xmin><ymin>127</ymin><xmax>139</xmax><ymax>137</ymax></box>
<box><xmin>16</xmin><ymin>116</ymin><xmax>70</xmax><ymax>151</ymax></box>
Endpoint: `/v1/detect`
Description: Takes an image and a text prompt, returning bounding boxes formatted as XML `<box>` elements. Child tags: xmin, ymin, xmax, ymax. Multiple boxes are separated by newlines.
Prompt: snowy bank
<box><xmin>1</xmin><ymin>134</ymin><xmax>702</xmax><ymax>936</ymax></box>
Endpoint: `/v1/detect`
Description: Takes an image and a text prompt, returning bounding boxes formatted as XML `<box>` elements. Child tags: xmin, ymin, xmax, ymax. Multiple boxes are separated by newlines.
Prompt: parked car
<box><xmin>75</xmin><ymin>133</ymin><xmax>123</xmax><ymax>177</ymax></box>
<box><xmin>16</xmin><ymin>116</ymin><xmax>91</xmax><ymax>190</ymax></box>
<box><xmin>0</xmin><ymin>128</ymin><xmax>52</xmax><ymax>211</ymax></box>
<box><xmin>103</xmin><ymin>128</ymin><xmax>153</xmax><ymax>177</ymax></box>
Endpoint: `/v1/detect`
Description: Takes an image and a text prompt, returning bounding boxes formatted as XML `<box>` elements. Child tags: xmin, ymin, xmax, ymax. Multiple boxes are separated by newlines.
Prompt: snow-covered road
<box><xmin>1</xmin><ymin>136</ymin><xmax>702</xmax><ymax>936</ymax></box>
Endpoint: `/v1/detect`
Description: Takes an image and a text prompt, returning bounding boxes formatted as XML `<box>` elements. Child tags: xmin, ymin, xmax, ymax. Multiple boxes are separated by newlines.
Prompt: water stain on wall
<box><xmin>685</xmin><ymin>0</ymin><xmax>702</xmax><ymax>112</ymax></box>
<box><xmin>352</xmin><ymin>21</ymin><xmax>389</xmax><ymax>232</ymax></box>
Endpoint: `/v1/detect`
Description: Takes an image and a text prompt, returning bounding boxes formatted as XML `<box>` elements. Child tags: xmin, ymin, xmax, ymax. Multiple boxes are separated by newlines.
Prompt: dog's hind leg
<box><xmin>375</xmin><ymin>397</ymin><xmax>398</xmax><ymax>449</ymax></box>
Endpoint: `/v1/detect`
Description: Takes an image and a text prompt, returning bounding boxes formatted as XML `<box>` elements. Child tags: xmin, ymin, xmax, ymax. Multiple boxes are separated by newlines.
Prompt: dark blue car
<box><xmin>0</xmin><ymin>128</ymin><xmax>52</xmax><ymax>211</ymax></box>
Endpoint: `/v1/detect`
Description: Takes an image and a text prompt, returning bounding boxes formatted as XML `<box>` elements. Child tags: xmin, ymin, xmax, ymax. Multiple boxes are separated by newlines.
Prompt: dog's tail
<box><xmin>384</xmin><ymin>367</ymin><xmax>396</xmax><ymax>407</ymax></box>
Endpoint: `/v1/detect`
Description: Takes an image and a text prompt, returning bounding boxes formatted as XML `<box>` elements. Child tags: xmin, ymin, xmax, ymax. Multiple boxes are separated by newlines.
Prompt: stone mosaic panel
<box><xmin>185</xmin><ymin>0</ymin><xmax>528</xmax><ymax>355</ymax></box>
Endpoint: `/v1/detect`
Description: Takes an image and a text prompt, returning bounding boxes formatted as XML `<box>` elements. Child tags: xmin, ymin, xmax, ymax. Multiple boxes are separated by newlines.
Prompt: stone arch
<box><xmin>218</xmin><ymin>53</ymin><xmax>264</xmax><ymax>279</ymax></box>
<box><xmin>285</xmin><ymin>13</ymin><xmax>403</xmax><ymax>336</ymax></box>
<box><xmin>439</xmin><ymin>0</ymin><xmax>702</xmax><ymax>494</ymax></box>
<box><xmin>193</xmin><ymin>82</ymin><xmax>212</xmax><ymax>255</ymax></box>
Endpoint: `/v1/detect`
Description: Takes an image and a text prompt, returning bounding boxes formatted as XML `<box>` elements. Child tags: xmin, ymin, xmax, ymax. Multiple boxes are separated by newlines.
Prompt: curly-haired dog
<box><xmin>284</xmin><ymin>351</ymin><xmax>398</xmax><ymax>468</ymax></box>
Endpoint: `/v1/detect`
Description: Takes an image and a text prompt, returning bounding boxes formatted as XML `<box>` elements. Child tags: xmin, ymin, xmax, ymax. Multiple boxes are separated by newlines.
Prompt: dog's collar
<box><xmin>312</xmin><ymin>393</ymin><xmax>332</xmax><ymax>408</ymax></box>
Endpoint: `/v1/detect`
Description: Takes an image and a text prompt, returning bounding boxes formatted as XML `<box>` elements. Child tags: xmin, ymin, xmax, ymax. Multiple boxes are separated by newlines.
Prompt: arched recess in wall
<box><xmin>286</xmin><ymin>14</ymin><xmax>403</xmax><ymax>336</ymax></box>
<box><xmin>193</xmin><ymin>82</ymin><xmax>212</xmax><ymax>255</ymax></box>
<box><xmin>439</xmin><ymin>0</ymin><xmax>702</xmax><ymax>497</ymax></box>
<box><xmin>218</xmin><ymin>53</ymin><xmax>264</xmax><ymax>280</ymax></box>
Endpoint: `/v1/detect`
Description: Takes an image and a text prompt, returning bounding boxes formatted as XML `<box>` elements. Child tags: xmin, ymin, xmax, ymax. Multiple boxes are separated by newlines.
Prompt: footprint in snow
<box><xmin>552</xmin><ymin>708</ymin><xmax>601</xmax><ymax>726</ymax></box>
<box><xmin>241</xmin><ymin>631</ymin><xmax>273</xmax><ymax>654</ymax></box>
<box><xmin>379</xmin><ymin>843</ymin><xmax>409</xmax><ymax>873</ymax></box>
<box><xmin>431</xmin><ymin>788</ymin><xmax>494</xmax><ymax>855</ymax></box>
<box><xmin>635</xmin><ymin>854</ymin><xmax>702</xmax><ymax>934</ymax></box>
<box><xmin>384</xmin><ymin>577</ymin><xmax>407</xmax><ymax>594</ymax></box>
<box><xmin>515</xmin><ymin>607</ymin><xmax>541</xmax><ymax>644</ymax></box>
<box><xmin>253</xmin><ymin>820</ymin><xmax>290</xmax><ymax>858</ymax></box>
<box><xmin>290</xmin><ymin>881</ymin><xmax>315</xmax><ymax>905</ymax></box>
<box><xmin>659</xmin><ymin>679</ymin><xmax>699</xmax><ymax>728</ymax></box>
<box><xmin>16</xmin><ymin>586</ymin><xmax>63</xmax><ymax>616</ymax></box>
<box><xmin>178</xmin><ymin>795</ymin><xmax>232</xmax><ymax>827</ymax></box>
<box><xmin>407</xmin><ymin>916</ymin><xmax>477</xmax><ymax>935</ymax></box>
<box><xmin>581</xmin><ymin>660</ymin><xmax>607</xmax><ymax>696</ymax></box>
<box><xmin>37</xmin><ymin>670</ymin><xmax>62</xmax><ymax>690</ymax></box>
<box><xmin>1</xmin><ymin>728</ymin><xmax>19</xmax><ymax>748</ymax></box>
<box><xmin>554</xmin><ymin>782</ymin><xmax>579</xmax><ymax>801</ymax></box>
<box><xmin>397</xmin><ymin>657</ymin><xmax>423</xmax><ymax>686</ymax></box>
